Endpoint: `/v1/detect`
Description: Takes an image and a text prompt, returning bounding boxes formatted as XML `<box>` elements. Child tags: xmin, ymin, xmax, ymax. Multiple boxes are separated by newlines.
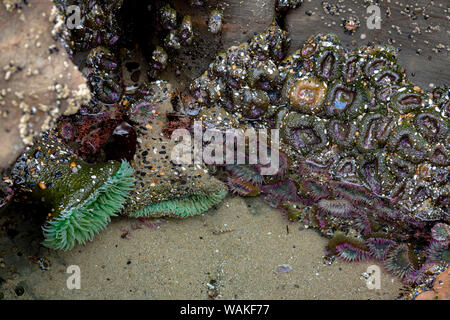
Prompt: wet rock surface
<box><xmin>0</xmin><ymin>0</ymin><xmax>90</xmax><ymax>168</ymax></box>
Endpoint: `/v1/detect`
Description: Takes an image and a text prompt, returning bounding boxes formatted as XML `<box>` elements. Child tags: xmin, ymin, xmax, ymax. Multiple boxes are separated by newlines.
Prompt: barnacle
<box><xmin>208</xmin><ymin>10</ymin><xmax>223</xmax><ymax>34</ymax></box>
<box><xmin>159</xmin><ymin>4</ymin><xmax>177</xmax><ymax>30</ymax></box>
<box><xmin>148</xmin><ymin>46</ymin><xmax>169</xmax><ymax>79</ymax></box>
<box><xmin>164</xmin><ymin>30</ymin><xmax>182</xmax><ymax>50</ymax></box>
<box><xmin>179</xmin><ymin>16</ymin><xmax>194</xmax><ymax>45</ymax></box>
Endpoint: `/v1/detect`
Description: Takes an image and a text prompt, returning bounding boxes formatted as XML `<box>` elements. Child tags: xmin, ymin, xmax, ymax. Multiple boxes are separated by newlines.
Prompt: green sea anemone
<box><xmin>130</xmin><ymin>188</ymin><xmax>228</xmax><ymax>218</ymax></box>
<box><xmin>11</xmin><ymin>132</ymin><xmax>135</xmax><ymax>250</ymax></box>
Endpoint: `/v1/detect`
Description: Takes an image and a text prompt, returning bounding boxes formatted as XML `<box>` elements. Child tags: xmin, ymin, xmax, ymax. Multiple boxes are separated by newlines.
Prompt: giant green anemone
<box><xmin>11</xmin><ymin>132</ymin><xmax>135</xmax><ymax>250</ymax></box>
<box><xmin>130</xmin><ymin>188</ymin><xmax>228</xmax><ymax>218</ymax></box>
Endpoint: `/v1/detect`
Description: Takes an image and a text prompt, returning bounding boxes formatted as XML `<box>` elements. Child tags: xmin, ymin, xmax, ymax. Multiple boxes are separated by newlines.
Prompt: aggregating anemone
<box><xmin>188</xmin><ymin>25</ymin><xmax>449</xmax><ymax>284</ymax></box>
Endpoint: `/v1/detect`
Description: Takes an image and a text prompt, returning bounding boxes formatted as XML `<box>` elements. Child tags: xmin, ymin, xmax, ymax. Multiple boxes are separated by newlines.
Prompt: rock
<box><xmin>415</xmin><ymin>268</ymin><xmax>449</xmax><ymax>300</ymax></box>
<box><xmin>158</xmin><ymin>0</ymin><xmax>276</xmax><ymax>89</ymax></box>
<box><xmin>415</xmin><ymin>290</ymin><xmax>437</xmax><ymax>300</ymax></box>
<box><xmin>434</xmin><ymin>269</ymin><xmax>450</xmax><ymax>300</ymax></box>
<box><xmin>0</xmin><ymin>0</ymin><xmax>90</xmax><ymax>169</ymax></box>
<box><xmin>122</xmin><ymin>81</ymin><xmax>228</xmax><ymax>218</ymax></box>
<box><xmin>284</xmin><ymin>0</ymin><xmax>450</xmax><ymax>88</ymax></box>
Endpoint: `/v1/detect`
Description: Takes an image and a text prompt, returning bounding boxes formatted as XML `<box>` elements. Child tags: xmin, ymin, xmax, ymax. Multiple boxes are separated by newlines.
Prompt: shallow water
<box><xmin>0</xmin><ymin>196</ymin><xmax>402</xmax><ymax>299</ymax></box>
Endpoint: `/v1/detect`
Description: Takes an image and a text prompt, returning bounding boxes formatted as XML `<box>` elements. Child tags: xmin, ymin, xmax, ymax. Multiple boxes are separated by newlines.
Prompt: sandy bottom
<box><xmin>0</xmin><ymin>195</ymin><xmax>402</xmax><ymax>300</ymax></box>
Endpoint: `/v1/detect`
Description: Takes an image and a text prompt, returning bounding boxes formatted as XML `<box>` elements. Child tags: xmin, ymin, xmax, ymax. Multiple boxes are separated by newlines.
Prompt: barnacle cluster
<box><xmin>54</xmin><ymin>0</ymin><xmax>123</xmax><ymax>53</ymax></box>
<box><xmin>147</xmin><ymin>3</ymin><xmax>195</xmax><ymax>78</ymax></box>
<box><xmin>275</xmin><ymin>0</ymin><xmax>303</xmax><ymax>12</ymax></box>
<box><xmin>189</xmin><ymin>21</ymin><xmax>289</xmax><ymax>120</ymax></box>
<box><xmin>189</xmin><ymin>27</ymin><xmax>449</xmax><ymax>283</ymax></box>
<box><xmin>82</xmin><ymin>46</ymin><xmax>123</xmax><ymax>110</ymax></box>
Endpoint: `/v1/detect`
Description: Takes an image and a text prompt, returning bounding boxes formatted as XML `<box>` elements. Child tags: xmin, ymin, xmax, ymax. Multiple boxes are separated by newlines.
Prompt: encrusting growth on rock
<box><xmin>123</xmin><ymin>81</ymin><xmax>228</xmax><ymax>218</ymax></box>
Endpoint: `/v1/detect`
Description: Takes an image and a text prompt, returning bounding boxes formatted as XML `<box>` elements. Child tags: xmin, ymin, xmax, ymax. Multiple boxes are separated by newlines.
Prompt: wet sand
<box><xmin>0</xmin><ymin>195</ymin><xmax>402</xmax><ymax>300</ymax></box>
